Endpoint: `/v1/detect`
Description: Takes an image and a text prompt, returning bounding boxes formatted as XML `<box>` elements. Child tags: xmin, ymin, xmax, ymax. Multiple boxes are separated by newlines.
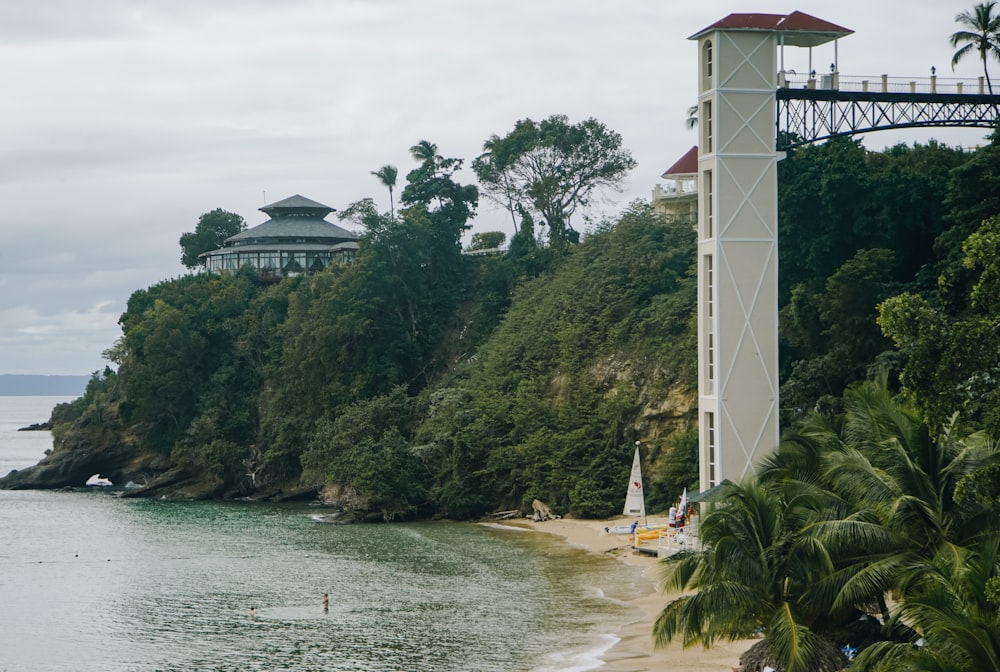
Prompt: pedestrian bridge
<box><xmin>777</xmin><ymin>71</ymin><xmax>1000</xmax><ymax>148</ymax></box>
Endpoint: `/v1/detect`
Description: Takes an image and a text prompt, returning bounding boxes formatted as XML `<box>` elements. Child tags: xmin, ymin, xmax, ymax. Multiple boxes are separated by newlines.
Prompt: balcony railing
<box><xmin>779</xmin><ymin>71</ymin><xmax>990</xmax><ymax>96</ymax></box>
<box><xmin>653</xmin><ymin>183</ymin><xmax>697</xmax><ymax>201</ymax></box>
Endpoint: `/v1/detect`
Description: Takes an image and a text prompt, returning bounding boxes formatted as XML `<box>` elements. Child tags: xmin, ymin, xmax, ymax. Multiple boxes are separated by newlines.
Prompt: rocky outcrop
<box><xmin>0</xmin><ymin>434</ymin><xmax>162</xmax><ymax>490</ymax></box>
<box><xmin>17</xmin><ymin>422</ymin><xmax>52</xmax><ymax>431</ymax></box>
<box><xmin>531</xmin><ymin>499</ymin><xmax>559</xmax><ymax>521</ymax></box>
<box><xmin>0</xmin><ymin>403</ymin><xmax>163</xmax><ymax>491</ymax></box>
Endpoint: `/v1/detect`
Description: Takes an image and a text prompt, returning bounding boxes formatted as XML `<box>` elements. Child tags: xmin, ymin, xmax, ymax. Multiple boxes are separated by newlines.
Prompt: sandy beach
<box><xmin>501</xmin><ymin>515</ymin><xmax>752</xmax><ymax>672</ymax></box>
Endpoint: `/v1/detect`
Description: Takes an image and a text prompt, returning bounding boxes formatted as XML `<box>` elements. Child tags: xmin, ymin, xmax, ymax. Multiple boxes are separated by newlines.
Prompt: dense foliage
<box><xmin>473</xmin><ymin>115</ymin><xmax>637</xmax><ymax>248</ymax></box>
<box><xmin>178</xmin><ymin>208</ymin><xmax>246</xmax><ymax>269</ymax></box>
<box><xmin>655</xmin><ymin>374</ymin><xmax>1000</xmax><ymax>672</ymax></box>
<box><xmin>58</xmin><ymin>129</ymin><xmax>1000</xmax><ymax>530</ymax></box>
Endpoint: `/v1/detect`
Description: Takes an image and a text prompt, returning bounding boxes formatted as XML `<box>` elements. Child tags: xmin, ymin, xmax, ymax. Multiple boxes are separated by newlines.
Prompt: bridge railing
<box><xmin>779</xmin><ymin>71</ymin><xmax>990</xmax><ymax>95</ymax></box>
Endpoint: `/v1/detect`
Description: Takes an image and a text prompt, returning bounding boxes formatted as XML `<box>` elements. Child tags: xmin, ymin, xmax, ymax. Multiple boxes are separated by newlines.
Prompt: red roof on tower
<box><xmin>689</xmin><ymin>11</ymin><xmax>852</xmax><ymax>46</ymax></box>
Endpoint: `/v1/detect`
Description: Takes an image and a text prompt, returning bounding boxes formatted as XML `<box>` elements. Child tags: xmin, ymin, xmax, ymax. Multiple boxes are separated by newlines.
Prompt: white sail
<box><xmin>622</xmin><ymin>446</ymin><xmax>645</xmax><ymax>517</ymax></box>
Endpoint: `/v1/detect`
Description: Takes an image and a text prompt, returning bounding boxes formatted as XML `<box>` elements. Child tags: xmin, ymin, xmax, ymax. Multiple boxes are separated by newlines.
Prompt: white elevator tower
<box><xmin>688</xmin><ymin>12</ymin><xmax>852</xmax><ymax>490</ymax></box>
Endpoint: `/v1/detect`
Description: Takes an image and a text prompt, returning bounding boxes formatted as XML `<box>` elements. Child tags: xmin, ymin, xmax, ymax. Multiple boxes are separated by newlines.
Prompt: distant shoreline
<box><xmin>0</xmin><ymin>375</ymin><xmax>88</xmax><ymax>397</ymax></box>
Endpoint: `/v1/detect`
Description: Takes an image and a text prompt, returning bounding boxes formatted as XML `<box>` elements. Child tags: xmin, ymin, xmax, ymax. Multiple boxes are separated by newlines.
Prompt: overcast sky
<box><xmin>0</xmin><ymin>0</ymin><xmax>993</xmax><ymax>375</ymax></box>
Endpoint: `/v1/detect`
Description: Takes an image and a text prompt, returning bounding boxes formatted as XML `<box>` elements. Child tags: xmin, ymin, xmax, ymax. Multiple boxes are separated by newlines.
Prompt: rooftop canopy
<box><xmin>259</xmin><ymin>193</ymin><xmax>336</xmax><ymax>219</ymax></box>
<box><xmin>226</xmin><ymin>194</ymin><xmax>356</xmax><ymax>245</ymax></box>
<box><xmin>689</xmin><ymin>10</ymin><xmax>853</xmax><ymax>47</ymax></box>
<box><xmin>661</xmin><ymin>145</ymin><xmax>699</xmax><ymax>179</ymax></box>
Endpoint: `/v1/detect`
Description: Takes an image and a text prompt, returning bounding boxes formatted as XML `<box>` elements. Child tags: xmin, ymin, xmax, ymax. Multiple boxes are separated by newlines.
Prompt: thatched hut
<box><xmin>738</xmin><ymin>637</ymin><xmax>847</xmax><ymax>672</ymax></box>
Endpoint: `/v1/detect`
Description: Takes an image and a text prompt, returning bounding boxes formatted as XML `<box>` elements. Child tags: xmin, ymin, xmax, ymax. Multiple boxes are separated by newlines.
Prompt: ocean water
<box><xmin>0</xmin><ymin>397</ymin><xmax>650</xmax><ymax>672</ymax></box>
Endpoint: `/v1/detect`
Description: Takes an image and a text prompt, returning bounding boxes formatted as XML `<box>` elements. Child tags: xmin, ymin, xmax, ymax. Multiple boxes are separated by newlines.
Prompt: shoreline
<box><xmin>498</xmin><ymin>515</ymin><xmax>751</xmax><ymax>672</ymax></box>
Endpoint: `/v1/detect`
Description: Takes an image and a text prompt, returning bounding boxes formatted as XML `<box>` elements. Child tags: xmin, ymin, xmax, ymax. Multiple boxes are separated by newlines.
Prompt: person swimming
<box><xmin>322</xmin><ymin>593</ymin><xmax>329</xmax><ymax>612</ymax></box>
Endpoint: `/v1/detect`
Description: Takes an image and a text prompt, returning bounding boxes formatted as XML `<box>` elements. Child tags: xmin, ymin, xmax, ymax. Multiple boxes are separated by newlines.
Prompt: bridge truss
<box><xmin>776</xmin><ymin>88</ymin><xmax>1000</xmax><ymax>149</ymax></box>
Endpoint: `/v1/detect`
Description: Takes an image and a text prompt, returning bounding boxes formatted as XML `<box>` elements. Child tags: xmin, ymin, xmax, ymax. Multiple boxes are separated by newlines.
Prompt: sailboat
<box><xmin>623</xmin><ymin>445</ymin><xmax>645</xmax><ymax>518</ymax></box>
<box><xmin>605</xmin><ymin>445</ymin><xmax>650</xmax><ymax>535</ymax></box>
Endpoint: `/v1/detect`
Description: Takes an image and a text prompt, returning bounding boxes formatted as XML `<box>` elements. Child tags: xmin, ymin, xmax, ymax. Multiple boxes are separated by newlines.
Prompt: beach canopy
<box><xmin>686</xmin><ymin>479</ymin><xmax>733</xmax><ymax>503</ymax></box>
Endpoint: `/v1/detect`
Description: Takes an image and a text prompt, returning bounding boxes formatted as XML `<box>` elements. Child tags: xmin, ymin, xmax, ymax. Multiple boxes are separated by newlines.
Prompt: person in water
<box><xmin>249</xmin><ymin>606</ymin><xmax>257</xmax><ymax>620</ymax></box>
<box><xmin>322</xmin><ymin>593</ymin><xmax>329</xmax><ymax>612</ymax></box>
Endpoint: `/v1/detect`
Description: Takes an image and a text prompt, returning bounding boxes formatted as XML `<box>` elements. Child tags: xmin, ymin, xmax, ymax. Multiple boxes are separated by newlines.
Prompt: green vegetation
<box><xmin>655</xmin><ymin>374</ymin><xmax>1000</xmax><ymax>672</ymax></box>
<box><xmin>473</xmin><ymin>115</ymin><xmax>636</xmax><ymax>247</ymax></box>
<box><xmin>178</xmin><ymin>208</ymin><xmax>246</xmax><ymax>269</ymax></box>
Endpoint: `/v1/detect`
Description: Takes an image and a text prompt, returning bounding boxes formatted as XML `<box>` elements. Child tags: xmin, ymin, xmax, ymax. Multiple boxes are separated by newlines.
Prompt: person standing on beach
<box><xmin>322</xmin><ymin>593</ymin><xmax>329</xmax><ymax>612</ymax></box>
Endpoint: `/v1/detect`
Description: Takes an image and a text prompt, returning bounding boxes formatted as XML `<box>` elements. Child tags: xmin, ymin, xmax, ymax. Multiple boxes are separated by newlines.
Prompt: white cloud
<box><xmin>0</xmin><ymin>0</ymin><xmax>992</xmax><ymax>373</ymax></box>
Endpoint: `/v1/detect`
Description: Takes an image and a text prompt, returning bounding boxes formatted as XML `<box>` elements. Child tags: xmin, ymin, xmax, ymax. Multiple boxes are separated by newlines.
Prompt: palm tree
<box><xmin>820</xmin><ymin>388</ymin><xmax>999</xmax><ymax>608</ymax></box>
<box><xmin>685</xmin><ymin>104</ymin><xmax>698</xmax><ymax>129</ymax></box>
<box><xmin>853</xmin><ymin>539</ymin><xmax>1000</xmax><ymax>672</ymax></box>
<box><xmin>409</xmin><ymin>140</ymin><xmax>438</xmax><ymax>163</ymax></box>
<box><xmin>950</xmin><ymin>1</ymin><xmax>1000</xmax><ymax>94</ymax></box>
<box><xmin>370</xmin><ymin>164</ymin><xmax>398</xmax><ymax>218</ymax></box>
<box><xmin>654</xmin><ymin>480</ymin><xmax>844</xmax><ymax>672</ymax></box>
<box><xmin>766</xmin><ymin>374</ymin><xmax>1000</xmax><ymax>670</ymax></box>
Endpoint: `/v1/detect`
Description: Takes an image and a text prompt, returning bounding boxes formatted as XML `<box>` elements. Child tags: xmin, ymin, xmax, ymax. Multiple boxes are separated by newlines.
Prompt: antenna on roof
<box><xmin>262</xmin><ymin>189</ymin><xmax>267</xmax><ymax>205</ymax></box>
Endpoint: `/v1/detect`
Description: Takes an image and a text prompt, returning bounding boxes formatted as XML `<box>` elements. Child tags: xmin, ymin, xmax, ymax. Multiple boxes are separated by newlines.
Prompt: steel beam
<box><xmin>776</xmin><ymin>89</ymin><xmax>1000</xmax><ymax>149</ymax></box>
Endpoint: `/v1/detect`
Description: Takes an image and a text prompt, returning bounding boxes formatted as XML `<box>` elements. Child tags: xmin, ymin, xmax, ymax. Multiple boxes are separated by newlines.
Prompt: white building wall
<box><xmin>696</xmin><ymin>29</ymin><xmax>780</xmax><ymax>489</ymax></box>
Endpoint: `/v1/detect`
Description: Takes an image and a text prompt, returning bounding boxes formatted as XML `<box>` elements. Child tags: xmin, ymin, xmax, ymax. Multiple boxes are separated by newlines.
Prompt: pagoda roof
<box><xmin>689</xmin><ymin>11</ymin><xmax>852</xmax><ymax>47</ymax></box>
<box><xmin>259</xmin><ymin>194</ymin><xmax>336</xmax><ymax>218</ymax></box>
<box><xmin>209</xmin><ymin>241</ymin><xmax>359</xmax><ymax>255</ymax></box>
<box><xmin>662</xmin><ymin>146</ymin><xmax>699</xmax><ymax>178</ymax></box>
<box><xmin>223</xmin><ymin>194</ymin><xmax>357</xmax><ymax>246</ymax></box>
<box><xmin>226</xmin><ymin>216</ymin><xmax>358</xmax><ymax>245</ymax></box>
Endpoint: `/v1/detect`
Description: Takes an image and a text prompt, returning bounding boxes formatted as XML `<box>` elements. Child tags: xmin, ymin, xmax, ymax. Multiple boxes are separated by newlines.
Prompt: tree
<box><xmin>472</xmin><ymin>115</ymin><xmax>636</xmax><ymax>248</ymax></box>
<box><xmin>654</xmin><ymin>480</ymin><xmax>842</xmax><ymax>672</ymax></box>
<box><xmin>854</xmin><ymin>539</ymin><xmax>1000</xmax><ymax>672</ymax></box>
<box><xmin>878</xmin><ymin>214</ymin><xmax>1000</xmax><ymax>435</ymax></box>
<box><xmin>178</xmin><ymin>208</ymin><xmax>246</xmax><ymax>269</ymax></box>
<box><xmin>685</xmin><ymin>104</ymin><xmax>698</xmax><ymax>129</ymax></box>
<box><xmin>950</xmin><ymin>1</ymin><xmax>1000</xmax><ymax>94</ymax></box>
<box><xmin>468</xmin><ymin>231</ymin><xmax>506</xmax><ymax>251</ymax></box>
<box><xmin>370</xmin><ymin>164</ymin><xmax>398</xmax><ymax>218</ymax></box>
<box><xmin>401</xmin><ymin>141</ymin><xmax>478</xmax><ymax>235</ymax></box>
<box><xmin>768</xmin><ymin>375</ymin><xmax>1000</xmax><ymax>669</ymax></box>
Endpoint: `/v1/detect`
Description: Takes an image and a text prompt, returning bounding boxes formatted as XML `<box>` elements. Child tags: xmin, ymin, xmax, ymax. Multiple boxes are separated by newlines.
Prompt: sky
<box><xmin>0</xmin><ymin>0</ymin><xmax>994</xmax><ymax>375</ymax></box>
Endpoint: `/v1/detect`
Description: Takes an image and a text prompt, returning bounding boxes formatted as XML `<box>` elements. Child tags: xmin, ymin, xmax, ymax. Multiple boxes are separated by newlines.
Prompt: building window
<box><xmin>706</xmin><ymin>411</ymin><xmax>716</xmax><ymax>487</ymax></box>
<box><xmin>308</xmin><ymin>254</ymin><xmax>327</xmax><ymax>272</ymax></box>
<box><xmin>704</xmin><ymin>170</ymin><xmax>714</xmax><ymax>239</ymax></box>
<box><xmin>260</xmin><ymin>252</ymin><xmax>279</xmax><ymax>272</ymax></box>
<box><xmin>704</xmin><ymin>40</ymin><xmax>713</xmax><ymax>81</ymax></box>
<box><xmin>282</xmin><ymin>252</ymin><xmax>305</xmax><ymax>273</ymax></box>
<box><xmin>703</xmin><ymin>101</ymin><xmax>713</xmax><ymax>154</ymax></box>
<box><xmin>706</xmin><ymin>254</ymin><xmax>714</xmax><ymax>319</ymax></box>
<box><xmin>705</xmin><ymin>254</ymin><xmax>714</xmax><ymax>392</ymax></box>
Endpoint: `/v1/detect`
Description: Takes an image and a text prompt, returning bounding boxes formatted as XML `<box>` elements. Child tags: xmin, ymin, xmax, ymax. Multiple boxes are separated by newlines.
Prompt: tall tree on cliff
<box><xmin>472</xmin><ymin>115</ymin><xmax>636</xmax><ymax>249</ymax></box>
<box><xmin>370</xmin><ymin>164</ymin><xmax>398</xmax><ymax>218</ymax></box>
<box><xmin>260</xmin><ymin>142</ymin><xmax>478</xmax><ymax>470</ymax></box>
<box><xmin>178</xmin><ymin>209</ymin><xmax>246</xmax><ymax>269</ymax></box>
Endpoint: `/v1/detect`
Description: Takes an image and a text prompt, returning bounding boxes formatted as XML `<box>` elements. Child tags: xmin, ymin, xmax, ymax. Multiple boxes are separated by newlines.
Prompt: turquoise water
<box><xmin>0</xmin><ymin>398</ymin><xmax>648</xmax><ymax>672</ymax></box>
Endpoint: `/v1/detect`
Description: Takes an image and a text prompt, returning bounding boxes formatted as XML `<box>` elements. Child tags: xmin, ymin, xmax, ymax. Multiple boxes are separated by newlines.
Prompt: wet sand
<box><xmin>501</xmin><ymin>516</ymin><xmax>753</xmax><ymax>672</ymax></box>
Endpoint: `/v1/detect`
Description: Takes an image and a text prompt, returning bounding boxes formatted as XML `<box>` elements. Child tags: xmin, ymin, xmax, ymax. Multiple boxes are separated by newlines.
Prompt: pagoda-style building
<box><xmin>201</xmin><ymin>194</ymin><xmax>358</xmax><ymax>280</ymax></box>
